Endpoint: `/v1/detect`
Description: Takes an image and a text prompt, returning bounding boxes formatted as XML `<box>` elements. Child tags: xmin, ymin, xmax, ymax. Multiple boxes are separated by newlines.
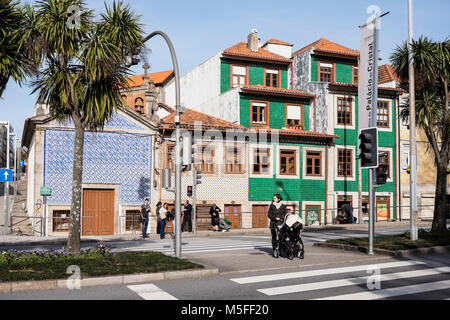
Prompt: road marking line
<box><xmin>230</xmin><ymin>260</ymin><xmax>426</xmax><ymax>284</ymax></box>
<box><xmin>127</xmin><ymin>284</ymin><xmax>177</xmax><ymax>300</ymax></box>
<box><xmin>315</xmin><ymin>280</ymin><xmax>450</xmax><ymax>300</ymax></box>
<box><xmin>258</xmin><ymin>267</ymin><xmax>450</xmax><ymax>296</ymax></box>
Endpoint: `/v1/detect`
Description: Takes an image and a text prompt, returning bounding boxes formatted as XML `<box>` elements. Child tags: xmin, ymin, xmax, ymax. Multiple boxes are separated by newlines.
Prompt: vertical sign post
<box><xmin>359</xmin><ymin>12</ymin><xmax>385</xmax><ymax>255</ymax></box>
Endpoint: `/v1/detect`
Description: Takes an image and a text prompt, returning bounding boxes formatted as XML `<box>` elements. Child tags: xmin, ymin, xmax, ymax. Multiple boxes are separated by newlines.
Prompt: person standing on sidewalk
<box><xmin>182</xmin><ymin>200</ymin><xmax>193</xmax><ymax>232</ymax></box>
<box><xmin>159</xmin><ymin>203</ymin><xmax>168</xmax><ymax>239</ymax></box>
<box><xmin>342</xmin><ymin>203</ymin><xmax>355</xmax><ymax>224</ymax></box>
<box><xmin>268</xmin><ymin>194</ymin><xmax>286</xmax><ymax>253</ymax></box>
<box><xmin>140</xmin><ymin>198</ymin><xmax>151</xmax><ymax>238</ymax></box>
<box><xmin>156</xmin><ymin>201</ymin><xmax>162</xmax><ymax>234</ymax></box>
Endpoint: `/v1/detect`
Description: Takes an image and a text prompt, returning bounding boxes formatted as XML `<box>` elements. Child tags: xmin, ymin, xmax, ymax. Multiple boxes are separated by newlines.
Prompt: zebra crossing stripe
<box><xmin>127</xmin><ymin>284</ymin><xmax>178</xmax><ymax>300</ymax></box>
<box><xmin>258</xmin><ymin>266</ymin><xmax>450</xmax><ymax>296</ymax></box>
<box><xmin>315</xmin><ymin>280</ymin><xmax>450</xmax><ymax>300</ymax></box>
<box><xmin>230</xmin><ymin>260</ymin><xmax>425</xmax><ymax>284</ymax></box>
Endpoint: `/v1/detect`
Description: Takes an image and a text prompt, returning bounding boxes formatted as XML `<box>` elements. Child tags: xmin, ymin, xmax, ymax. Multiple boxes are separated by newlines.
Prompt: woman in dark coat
<box><xmin>210</xmin><ymin>203</ymin><xmax>221</xmax><ymax>232</ymax></box>
<box><xmin>268</xmin><ymin>194</ymin><xmax>287</xmax><ymax>251</ymax></box>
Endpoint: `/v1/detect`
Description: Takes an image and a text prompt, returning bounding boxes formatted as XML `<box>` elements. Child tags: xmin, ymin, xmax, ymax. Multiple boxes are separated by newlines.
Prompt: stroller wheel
<box><xmin>298</xmin><ymin>251</ymin><xmax>305</xmax><ymax>260</ymax></box>
<box><xmin>288</xmin><ymin>252</ymin><xmax>294</xmax><ymax>260</ymax></box>
<box><xmin>272</xmin><ymin>249</ymin><xmax>279</xmax><ymax>258</ymax></box>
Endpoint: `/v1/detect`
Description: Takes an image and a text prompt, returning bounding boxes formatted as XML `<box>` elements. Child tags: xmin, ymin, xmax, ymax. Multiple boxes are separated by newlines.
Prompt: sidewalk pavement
<box><xmin>0</xmin><ymin>220</ymin><xmax>433</xmax><ymax>248</ymax></box>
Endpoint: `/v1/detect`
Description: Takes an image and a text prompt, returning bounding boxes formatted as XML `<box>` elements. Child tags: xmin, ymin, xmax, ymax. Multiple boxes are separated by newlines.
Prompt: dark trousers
<box><xmin>157</xmin><ymin>219</ymin><xmax>161</xmax><ymax>234</ymax></box>
<box><xmin>159</xmin><ymin>219</ymin><xmax>166</xmax><ymax>239</ymax></box>
<box><xmin>142</xmin><ymin>219</ymin><xmax>149</xmax><ymax>237</ymax></box>
<box><xmin>271</xmin><ymin>227</ymin><xmax>278</xmax><ymax>249</ymax></box>
<box><xmin>182</xmin><ymin>215</ymin><xmax>192</xmax><ymax>232</ymax></box>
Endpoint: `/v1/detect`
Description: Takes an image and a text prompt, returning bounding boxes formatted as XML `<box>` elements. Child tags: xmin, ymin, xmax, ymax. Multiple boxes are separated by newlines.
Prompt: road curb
<box><xmin>0</xmin><ymin>267</ymin><xmax>219</xmax><ymax>293</ymax></box>
<box><xmin>313</xmin><ymin>242</ymin><xmax>450</xmax><ymax>257</ymax></box>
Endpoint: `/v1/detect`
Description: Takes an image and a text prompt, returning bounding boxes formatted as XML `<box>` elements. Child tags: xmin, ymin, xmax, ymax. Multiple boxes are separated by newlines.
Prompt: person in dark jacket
<box><xmin>156</xmin><ymin>202</ymin><xmax>162</xmax><ymax>234</ymax></box>
<box><xmin>210</xmin><ymin>203</ymin><xmax>221</xmax><ymax>232</ymax></box>
<box><xmin>140</xmin><ymin>198</ymin><xmax>151</xmax><ymax>238</ymax></box>
<box><xmin>341</xmin><ymin>203</ymin><xmax>355</xmax><ymax>224</ymax></box>
<box><xmin>182</xmin><ymin>200</ymin><xmax>193</xmax><ymax>232</ymax></box>
<box><xmin>267</xmin><ymin>194</ymin><xmax>287</xmax><ymax>251</ymax></box>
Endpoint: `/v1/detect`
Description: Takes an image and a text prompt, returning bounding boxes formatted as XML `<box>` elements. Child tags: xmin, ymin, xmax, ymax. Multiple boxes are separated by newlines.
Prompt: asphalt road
<box><xmin>1</xmin><ymin>251</ymin><xmax>449</xmax><ymax>300</ymax></box>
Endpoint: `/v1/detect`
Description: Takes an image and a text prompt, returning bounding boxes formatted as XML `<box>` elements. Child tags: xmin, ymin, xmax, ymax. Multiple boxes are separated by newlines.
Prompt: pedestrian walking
<box><xmin>159</xmin><ymin>202</ymin><xmax>168</xmax><ymax>239</ymax></box>
<box><xmin>181</xmin><ymin>200</ymin><xmax>193</xmax><ymax>232</ymax></box>
<box><xmin>210</xmin><ymin>203</ymin><xmax>221</xmax><ymax>232</ymax></box>
<box><xmin>156</xmin><ymin>201</ymin><xmax>162</xmax><ymax>234</ymax></box>
<box><xmin>169</xmin><ymin>205</ymin><xmax>176</xmax><ymax>239</ymax></box>
<box><xmin>140</xmin><ymin>198</ymin><xmax>151</xmax><ymax>238</ymax></box>
<box><xmin>268</xmin><ymin>194</ymin><xmax>287</xmax><ymax>253</ymax></box>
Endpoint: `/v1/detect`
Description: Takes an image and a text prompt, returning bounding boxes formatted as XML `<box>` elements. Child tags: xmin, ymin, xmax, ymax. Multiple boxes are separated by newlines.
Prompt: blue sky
<box><xmin>1</xmin><ymin>0</ymin><xmax>449</xmax><ymax>141</ymax></box>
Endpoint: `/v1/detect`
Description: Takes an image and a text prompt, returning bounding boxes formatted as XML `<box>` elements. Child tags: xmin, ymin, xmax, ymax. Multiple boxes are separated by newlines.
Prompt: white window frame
<box><xmin>334</xmin><ymin>145</ymin><xmax>356</xmax><ymax>181</ymax></box>
<box><xmin>302</xmin><ymin>147</ymin><xmax>326</xmax><ymax>180</ymax></box>
<box><xmin>377</xmin><ymin>99</ymin><xmax>392</xmax><ymax>132</ymax></box>
<box><xmin>249</xmin><ymin>144</ymin><xmax>273</xmax><ymax>179</ymax></box>
<box><xmin>275</xmin><ymin>145</ymin><xmax>300</xmax><ymax>179</ymax></box>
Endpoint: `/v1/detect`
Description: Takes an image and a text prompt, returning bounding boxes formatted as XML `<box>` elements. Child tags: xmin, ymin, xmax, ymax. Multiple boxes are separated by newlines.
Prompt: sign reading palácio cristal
<box><xmin>358</xmin><ymin>18</ymin><xmax>378</xmax><ymax>132</ymax></box>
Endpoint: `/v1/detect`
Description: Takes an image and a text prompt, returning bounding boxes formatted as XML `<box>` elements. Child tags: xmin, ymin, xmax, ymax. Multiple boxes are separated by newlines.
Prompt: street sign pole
<box><xmin>3</xmin><ymin>121</ymin><xmax>10</xmax><ymax>236</ymax></box>
<box><xmin>193</xmin><ymin>171</ymin><xmax>197</xmax><ymax>235</ymax></box>
<box><xmin>408</xmin><ymin>0</ymin><xmax>418</xmax><ymax>241</ymax></box>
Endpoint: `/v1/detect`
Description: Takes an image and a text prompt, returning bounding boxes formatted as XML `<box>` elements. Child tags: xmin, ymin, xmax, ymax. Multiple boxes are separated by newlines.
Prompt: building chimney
<box><xmin>247</xmin><ymin>29</ymin><xmax>259</xmax><ymax>52</ymax></box>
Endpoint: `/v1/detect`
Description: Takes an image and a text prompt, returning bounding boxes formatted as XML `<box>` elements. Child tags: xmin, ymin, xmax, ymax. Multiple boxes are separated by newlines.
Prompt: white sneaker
<box><xmin>221</xmin><ymin>230</ymin><xmax>226</xmax><ymax>232</ymax></box>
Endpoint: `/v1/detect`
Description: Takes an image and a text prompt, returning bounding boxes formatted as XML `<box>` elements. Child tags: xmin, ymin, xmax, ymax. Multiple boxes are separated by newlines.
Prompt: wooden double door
<box><xmin>252</xmin><ymin>205</ymin><xmax>269</xmax><ymax>228</ymax></box>
<box><xmin>82</xmin><ymin>189</ymin><xmax>115</xmax><ymax>236</ymax></box>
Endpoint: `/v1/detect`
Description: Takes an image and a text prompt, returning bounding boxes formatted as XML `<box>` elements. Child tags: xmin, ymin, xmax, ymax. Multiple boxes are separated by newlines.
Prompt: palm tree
<box><xmin>391</xmin><ymin>37</ymin><xmax>450</xmax><ymax>236</ymax></box>
<box><xmin>30</xmin><ymin>0</ymin><xmax>144</xmax><ymax>253</ymax></box>
<box><xmin>0</xmin><ymin>0</ymin><xmax>30</xmax><ymax>98</ymax></box>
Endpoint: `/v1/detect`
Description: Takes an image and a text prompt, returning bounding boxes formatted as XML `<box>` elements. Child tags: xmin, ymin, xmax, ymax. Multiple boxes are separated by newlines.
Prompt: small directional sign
<box><xmin>19</xmin><ymin>161</ymin><xmax>24</xmax><ymax>166</ymax></box>
<box><xmin>0</xmin><ymin>169</ymin><xmax>13</xmax><ymax>182</ymax></box>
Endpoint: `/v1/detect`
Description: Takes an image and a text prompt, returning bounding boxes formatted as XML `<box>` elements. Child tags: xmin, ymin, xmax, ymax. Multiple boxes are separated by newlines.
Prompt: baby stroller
<box><xmin>273</xmin><ymin>212</ymin><xmax>305</xmax><ymax>260</ymax></box>
<box><xmin>218</xmin><ymin>218</ymin><xmax>231</xmax><ymax>232</ymax></box>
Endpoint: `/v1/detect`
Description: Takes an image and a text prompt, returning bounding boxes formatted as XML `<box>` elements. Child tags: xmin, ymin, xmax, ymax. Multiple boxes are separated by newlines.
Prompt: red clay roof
<box><xmin>222</xmin><ymin>42</ymin><xmax>292</xmax><ymax>63</ymax></box>
<box><xmin>126</xmin><ymin>70</ymin><xmax>174</xmax><ymax>87</ymax></box>
<box><xmin>253</xmin><ymin>128</ymin><xmax>338</xmax><ymax>139</ymax></box>
<box><xmin>161</xmin><ymin>108</ymin><xmax>246</xmax><ymax>130</ymax></box>
<box><xmin>292</xmin><ymin>38</ymin><xmax>359</xmax><ymax>58</ymax></box>
<box><xmin>378</xmin><ymin>64</ymin><xmax>400</xmax><ymax>84</ymax></box>
<box><xmin>262</xmin><ymin>38</ymin><xmax>294</xmax><ymax>47</ymax></box>
<box><xmin>241</xmin><ymin>85</ymin><xmax>315</xmax><ymax>98</ymax></box>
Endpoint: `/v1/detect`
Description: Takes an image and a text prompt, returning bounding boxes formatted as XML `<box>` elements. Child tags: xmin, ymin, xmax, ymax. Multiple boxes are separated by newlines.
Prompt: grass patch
<box><xmin>0</xmin><ymin>246</ymin><xmax>203</xmax><ymax>282</ymax></box>
<box><xmin>325</xmin><ymin>229</ymin><xmax>450</xmax><ymax>251</ymax></box>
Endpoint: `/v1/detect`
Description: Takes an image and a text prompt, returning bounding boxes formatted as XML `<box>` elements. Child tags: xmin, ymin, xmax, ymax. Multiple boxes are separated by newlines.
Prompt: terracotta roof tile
<box><xmin>161</xmin><ymin>108</ymin><xmax>246</xmax><ymax>130</ymax></box>
<box><xmin>292</xmin><ymin>38</ymin><xmax>359</xmax><ymax>58</ymax></box>
<box><xmin>126</xmin><ymin>70</ymin><xmax>174</xmax><ymax>88</ymax></box>
<box><xmin>241</xmin><ymin>85</ymin><xmax>315</xmax><ymax>98</ymax></box>
<box><xmin>328</xmin><ymin>82</ymin><xmax>405</xmax><ymax>93</ymax></box>
<box><xmin>222</xmin><ymin>42</ymin><xmax>291</xmax><ymax>63</ymax></box>
<box><xmin>378</xmin><ymin>64</ymin><xmax>400</xmax><ymax>84</ymax></box>
<box><xmin>262</xmin><ymin>38</ymin><xmax>294</xmax><ymax>47</ymax></box>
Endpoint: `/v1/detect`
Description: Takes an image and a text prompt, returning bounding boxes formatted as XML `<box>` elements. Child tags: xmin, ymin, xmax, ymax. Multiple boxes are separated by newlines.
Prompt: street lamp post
<box><xmin>132</xmin><ymin>31</ymin><xmax>183</xmax><ymax>258</ymax></box>
<box><xmin>1</xmin><ymin>121</ymin><xmax>10</xmax><ymax>236</ymax></box>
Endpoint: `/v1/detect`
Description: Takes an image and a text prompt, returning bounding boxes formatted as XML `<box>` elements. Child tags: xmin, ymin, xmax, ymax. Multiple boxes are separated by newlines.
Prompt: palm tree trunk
<box><xmin>431</xmin><ymin>159</ymin><xmax>449</xmax><ymax>235</ymax></box>
<box><xmin>67</xmin><ymin>122</ymin><xmax>85</xmax><ymax>253</ymax></box>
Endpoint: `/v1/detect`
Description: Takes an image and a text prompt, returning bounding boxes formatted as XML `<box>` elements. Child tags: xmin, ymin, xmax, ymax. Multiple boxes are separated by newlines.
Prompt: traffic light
<box><xmin>187</xmin><ymin>185</ymin><xmax>193</xmax><ymax>197</ymax></box>
<box><xmin>194</xmin><ymin>169</ymin><xmax>202</xmax><ymax>186</ymax></box>
<box><xmin>375</xmin><ymin>164</ymin><xmax>389</xmax><ymax>185</ymax></box>
<box><xmin>358</xmin><ymin>127</ymin><xmax>378</xmax><ymax>168</ymax></box>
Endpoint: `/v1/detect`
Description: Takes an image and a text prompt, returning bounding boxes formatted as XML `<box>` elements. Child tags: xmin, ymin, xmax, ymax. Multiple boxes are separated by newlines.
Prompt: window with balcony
<box><xmin>286</xmin><ymin>104</ymin><xmax>303</xmax><ymax>129</ymax></box>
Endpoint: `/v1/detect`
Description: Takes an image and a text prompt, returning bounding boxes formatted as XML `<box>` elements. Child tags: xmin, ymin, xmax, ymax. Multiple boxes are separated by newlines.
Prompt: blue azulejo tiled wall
<box><xmin>44</xmin><ymin>129</ymin><xmax>152</xmax><ymax>205</ymax></box>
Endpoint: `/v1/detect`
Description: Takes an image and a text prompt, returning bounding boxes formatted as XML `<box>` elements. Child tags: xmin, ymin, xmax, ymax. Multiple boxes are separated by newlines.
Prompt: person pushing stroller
<box><xmin>268</xmin><ymin>194</ymin><xmax>286</xmax><ymax>253</ymax></box>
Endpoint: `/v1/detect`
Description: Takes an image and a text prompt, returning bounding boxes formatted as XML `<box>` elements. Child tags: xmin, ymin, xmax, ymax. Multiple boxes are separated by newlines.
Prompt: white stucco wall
<box><xmin>263</xmin><ymin>43</ymin><xmax>292</xmax><ymax>59</ymax></box>
<box><xmin>192</xmin><ymin>88</ymin><xmax>241</xmax><ymax>124</ymax></box>
<box><xmin>164</xmin><ymin>52</ymin><xmax>221</xmax><ymax>109</ymax></box>
<box><xmin>27</xmin><ymin>135</ymin><xmax>35</xmax><ymax>218</ymax></box>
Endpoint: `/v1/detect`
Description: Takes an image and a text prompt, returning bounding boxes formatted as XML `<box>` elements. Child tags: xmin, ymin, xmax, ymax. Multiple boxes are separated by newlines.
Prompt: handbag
<box><xmin>159</xmin><ymin>211</ymin><xmax>167</xmax><ymax>220</ymax></box>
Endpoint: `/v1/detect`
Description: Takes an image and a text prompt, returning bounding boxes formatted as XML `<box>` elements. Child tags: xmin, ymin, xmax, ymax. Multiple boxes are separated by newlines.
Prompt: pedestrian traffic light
<box><xmin>187</xmin><ymin>185</ymin><xmax>193</xmax><ymax>197</ymax></box>
<box><xmin>194</xmin><ymin>169</ymin><xmax>202</xmax><ymax>185</ymax></box>
<box><xmin>375</xmin><ymin>164</ymin><xmax>389</xmax><ymax>185</ymax></box>
<box><xmin>359</xmin><ymin>127</ymin><xmax>378</xmax><ymax>168</ymax></box>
